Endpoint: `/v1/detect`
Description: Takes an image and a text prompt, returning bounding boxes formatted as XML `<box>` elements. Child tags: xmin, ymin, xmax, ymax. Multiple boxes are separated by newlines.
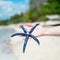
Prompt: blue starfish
<box><xmin>11</xmin><ymin>24</ymin><xmax>40</xmax><ymax>53</ymax></box>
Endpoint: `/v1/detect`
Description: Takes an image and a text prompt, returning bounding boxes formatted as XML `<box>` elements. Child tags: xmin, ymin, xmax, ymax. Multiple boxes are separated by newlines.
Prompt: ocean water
<box><xmin>0</xmin><ymin>28</ymin><xmax>14</xmax><ymax>40</ymax></box>
<box><xmin>0</xmin><ymin>28</ymin><xmax>17</xmax><ymax>60</ymax></box>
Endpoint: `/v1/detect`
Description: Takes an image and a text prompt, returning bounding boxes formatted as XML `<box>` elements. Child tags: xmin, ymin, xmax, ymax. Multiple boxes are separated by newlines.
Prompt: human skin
<box><xmin>26</xmin><ymin>23</ymin><xmax>60</xmax><ymax>36</ymax></box>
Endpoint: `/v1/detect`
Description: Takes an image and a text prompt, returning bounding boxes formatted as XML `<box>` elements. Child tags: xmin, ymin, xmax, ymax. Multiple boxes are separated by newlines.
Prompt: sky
<box><xmin>0</xmin><ymin>0</ymin><xmax>30</xmax><ymax>21</ymax></box>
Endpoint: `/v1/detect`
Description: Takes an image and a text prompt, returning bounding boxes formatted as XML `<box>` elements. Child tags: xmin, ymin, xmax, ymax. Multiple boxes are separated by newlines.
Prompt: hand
<box><xmin>17</xmin><ymin>23</ymin><xmax>46</xmax><ymax>40</ymax></box>
<box><xmin>26</xmin><ymin>23</ymin><xmax>47</xmax><ymax>37</ymax></box>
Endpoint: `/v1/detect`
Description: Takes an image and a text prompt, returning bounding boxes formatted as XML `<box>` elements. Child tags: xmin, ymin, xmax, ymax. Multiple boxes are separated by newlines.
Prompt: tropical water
<box><xmin>0</xmin><ymin>28</ymin><xmax>17</xmax><ymax>60</ymax></box>
<box><xmin>0</xmin><ymin>28</ymin><xmax>14</xmax><ymax>40</ymax></box>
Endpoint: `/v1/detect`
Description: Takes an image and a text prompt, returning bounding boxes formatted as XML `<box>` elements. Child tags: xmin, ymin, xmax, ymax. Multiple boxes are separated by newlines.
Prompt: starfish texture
<box><xmin>11</xmin><ymin>24</ymin><xmax>40</xmax><ymax>53</ymax></box>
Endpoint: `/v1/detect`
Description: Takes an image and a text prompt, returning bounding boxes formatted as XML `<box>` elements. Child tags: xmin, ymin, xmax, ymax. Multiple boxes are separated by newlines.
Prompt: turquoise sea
<box><xmin>0</xmin><ymin>28</ymin><xmax>14</xmax><ymax>40</ymax></box>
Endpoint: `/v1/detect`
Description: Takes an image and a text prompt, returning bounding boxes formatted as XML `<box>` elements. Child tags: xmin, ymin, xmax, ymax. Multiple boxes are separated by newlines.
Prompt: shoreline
<box><xmin>0</xmin><ymin>20</ymin><xmax>60</xmax><ymax>28</ymax></box>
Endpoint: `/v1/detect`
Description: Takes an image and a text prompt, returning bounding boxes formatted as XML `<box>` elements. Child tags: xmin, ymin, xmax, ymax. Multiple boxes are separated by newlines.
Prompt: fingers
<box><xmin>26</xmin><ymin>23</ymin><xmax>36</xmax><ymax>27</ymax></box>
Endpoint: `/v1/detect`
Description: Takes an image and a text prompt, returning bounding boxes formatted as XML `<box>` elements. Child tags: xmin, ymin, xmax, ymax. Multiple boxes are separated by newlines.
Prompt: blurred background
<box><xmin>0</xmin><ymin>0</ymin><xmax>60</xmax><ymax>60</ymax></box>
<box><xmin>0</xmin><ymin>0</ymin><xmax>60</xmax><ymax>26</ymax></box>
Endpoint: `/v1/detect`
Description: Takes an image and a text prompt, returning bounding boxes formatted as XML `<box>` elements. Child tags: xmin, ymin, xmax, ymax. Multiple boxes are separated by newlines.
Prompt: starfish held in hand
<box><xmin>11</xmin><ymin>24</ymin><xmax>40</xmax><ymax>53</ymax></box>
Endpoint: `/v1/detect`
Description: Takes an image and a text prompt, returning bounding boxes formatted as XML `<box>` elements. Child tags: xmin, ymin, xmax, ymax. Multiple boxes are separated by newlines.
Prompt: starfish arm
<box><xmin>29</xmin><ymin>24</ymin><xmax>39</xmax><ymax>33</ymax></box>
<box><xmin>20</xmin><ymin>25</ymin><xmax>27</xmax><ymax>33</ymax></box>
<box><xmin>11</xmin><ymin>33</ymin><xmax>26</xmax><ymax>37</ymax></box>
<box><xmin>30</xmin><ymin>34</ymin><xmax>40</xmax><ymax>45</ymax></box>
<box><xmin>23</xmin><ymin>35</ymin><xmax>29</xmax><ymax>53</ymax></box>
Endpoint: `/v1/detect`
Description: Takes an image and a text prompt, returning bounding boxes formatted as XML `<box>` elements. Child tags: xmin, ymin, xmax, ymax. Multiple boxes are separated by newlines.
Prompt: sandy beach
<box><xmin>0</xmin><ymin>22</ymin><xmax>60</xmax><ymax>60</ymax></box>
<box><xmin>10</xmin><ymin>36</ymin><xmax>60</xmax><ymax>60</ymax></box>
<box><xmin>9</xmin><ymin>23</ymin><xmax>60</xmax><ymax>60</ymax></box>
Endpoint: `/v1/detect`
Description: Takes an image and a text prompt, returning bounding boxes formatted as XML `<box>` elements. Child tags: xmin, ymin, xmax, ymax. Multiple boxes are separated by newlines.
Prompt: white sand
<box><xmin>10</xmin><ymin>28</ymin><xmax>60</xmax><ymax>60</ymax></box>
<box><xmin>0</xmin><ymin>23</ymin><xmax>60</xmax><ymax>60</ymax></box>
